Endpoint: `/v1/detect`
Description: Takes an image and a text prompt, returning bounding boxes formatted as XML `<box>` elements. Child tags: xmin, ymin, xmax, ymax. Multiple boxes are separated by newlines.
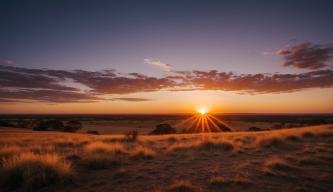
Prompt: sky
<box><xmin>0</xmin><ymin>0</ymin><xmax>333</xmax><ymax>114</ymax></box>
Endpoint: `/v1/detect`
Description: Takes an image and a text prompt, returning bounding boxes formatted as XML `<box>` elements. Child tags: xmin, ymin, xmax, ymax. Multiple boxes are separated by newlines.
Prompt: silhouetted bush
<box><xmin>16</xmin><ymin>120</ymin><xmax>32</xmax><ymax>128</ymax></box>
<box><xmin>0</xmin><ymin>120</ymin><xmax>15</xmax><ymax>127</ymax></box>
<box><xmin>150</xmin><ymin>123</ymin><xmax>176</xmax><ymax>135</ymax></box>
<box><xmin>63</xmin><ymin>120</ymin><xmax>82</xmax><ymax>132</ymax></box>
<box><xmin>248</xmin><ymin>127</ymin><xmax>262</xmax><ymax>131</ymax></box>
<box><xmin>218</xmin><ymin>123</ymin><xmax>232</xmax><ymax>132</ymax></box>
<box><xmin>32</xmin><ymin>120</ymin><xmax>64</xmax><ymax>131</ymax></box>
<box><xmin>125</xmin><ymin>130</ymin><xmax>139</xmax><ymax>141</ymax></box>
<box><xmin>86</xmin><ymin>130</ymin><xmax>99</xmax><ymax>135</ymax></box>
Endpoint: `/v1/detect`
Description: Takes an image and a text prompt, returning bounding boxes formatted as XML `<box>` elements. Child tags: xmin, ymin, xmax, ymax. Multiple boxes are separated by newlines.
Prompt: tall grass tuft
<box><xmin>130</xmin><ymin>146</ymin><xmax>155</xmax><ymax>160</ymax></box>
<box><xmin>83</xmin><ymin>142</ymin><xmax>127</xmax><ymax>169</ymax></box>
<box><xmin>1</xmin><ymin>152</ymin><xmax>73</xmax><ymax>190</ymax></box>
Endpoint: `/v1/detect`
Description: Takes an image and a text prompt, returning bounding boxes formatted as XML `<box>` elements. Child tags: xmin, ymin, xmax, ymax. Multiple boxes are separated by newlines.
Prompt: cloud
<box><xmin>144</xmin><ymin>58</ymin><xmax>172</xmax><ymax>71</ymax></box>
<box><xmin>277</xmin><ymin>42</ymin><xmax>333</xmax><ymax>70</ymax></box>
<box><xmin>0</xmin><ymin>88</ymin><xmax>100</xmax><ymax>103</ymax></box>
<box><xmin>176</xmin><ymin>69</ymin><xmax>333</xmax><ymax>94</ymax></box>
<box><xmin>1</xmin><ymin>65</ymin><xmax>333</xmax><ymax>103</ymax></box>
<box><xmin>0</xmin><ymin>59</ymin><xmax>15</xmax><ymax>65</ymax></box>
<box><xmin>110</xmin><ymin>97</ymin><xmax>153</xmax><ymax>102</ymax></box>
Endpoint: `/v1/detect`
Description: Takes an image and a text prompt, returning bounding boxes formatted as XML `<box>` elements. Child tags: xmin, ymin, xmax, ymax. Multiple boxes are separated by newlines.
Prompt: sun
<box><xmin>197</xmin><ymin>108</ymin><xmax>208</xmax><ymax>115</ymax></box>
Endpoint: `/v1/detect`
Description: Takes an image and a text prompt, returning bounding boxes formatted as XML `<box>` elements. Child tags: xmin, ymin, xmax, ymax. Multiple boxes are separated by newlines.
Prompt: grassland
<box><xmin>0</xmin><ymin>124</ymin><xmax>333</xmax><ymax>192</ymax></box>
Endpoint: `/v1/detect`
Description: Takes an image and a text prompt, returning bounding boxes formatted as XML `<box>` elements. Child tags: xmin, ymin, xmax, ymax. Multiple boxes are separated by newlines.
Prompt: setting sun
<box><xmin>197</xmin><ymin>108</ymin><xmax>208</xmax><ymax>115</ymax></box>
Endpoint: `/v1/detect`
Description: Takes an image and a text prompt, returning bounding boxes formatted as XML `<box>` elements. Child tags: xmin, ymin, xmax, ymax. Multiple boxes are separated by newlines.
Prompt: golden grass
<box><xmin>0</xmin><ymin>124</ymin><xmax>332</xmax><ymax>191</ymax></box>
<box><xmin>83</xmin><ymin>142</ymin><xmax>128</xmax><ymax>169</ymax></box>
<box><xmin>130</xmin><ymin>145</ymin><xmax>155</xmax><ymax>160</ymax></box>
<box><xmin>0</xmin><ymin>146</ymin><xmax>23</xmax><ymax>160</ymax></box>
<box><xmin>209</xmin><ymin>175</ymin><xmax>251</xmax><ymax>187</ymax></box>
<box><xmin>84</xmin><ymin>142</ymin><xmax>127</xmax><ymax>154</ymax></box>
<box><xmin>1</xmin><ymin>152</ymin><xmax>73</xmax><ymax>190</ymax></box>
<box><xmin>263</xmin><ymin>157</ymin><xmax>294</xmax><ymax>173</ymax></box>
<box><xmin>165</xmin><ymin>180</ymin><xmax>197</xmax><ymax>192</ymax></box>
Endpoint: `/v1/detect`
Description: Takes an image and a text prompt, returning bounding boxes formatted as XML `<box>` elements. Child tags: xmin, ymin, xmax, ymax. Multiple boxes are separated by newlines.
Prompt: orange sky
<box><xmin>2</xmin><ymin>88</ymin><xmax>332</xmax><ymax>114</ymax></box>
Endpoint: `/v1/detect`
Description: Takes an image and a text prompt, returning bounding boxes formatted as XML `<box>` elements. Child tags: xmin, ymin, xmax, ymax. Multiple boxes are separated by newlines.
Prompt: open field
<box><xmin>1</xmin><ymin>114</ymin><xmax>332</xmax><ymax>134</ymax></box>
<box><xmin>1</xmin><ymin>124</ymin><xmax>333</xmax><ymax>192</ymax></box>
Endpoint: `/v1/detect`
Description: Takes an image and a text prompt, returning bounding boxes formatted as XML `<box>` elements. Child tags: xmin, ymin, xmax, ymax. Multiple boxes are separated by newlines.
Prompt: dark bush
<box><xmin>63</xmin><ymin>120</ymin><xmax>82</xmax><ymax>132</ymax></box>
<box><xmin>0</xmin><ymin>120</ymin><xmax>16</xmax><ymax>127</ymax></box>
<box><xmin>248</xmin><ymin>127</ymin><xmax>262</xmax><ymax>131</ymax></box>
<box><xmin>124</xmin><ymin>130</ymin><xmax>139</xmax><ymax>141</ymax></box>
<box><xmin>32</xmin><ymin>120</ymin><xmax>64</xmax><ymax>131</ymax></box>
<box><xmin>150</xmin><ymin>123</ymin><xmax>176</xmax><ymax>135</ymax></box>
<box><xmin>218</xmin><ymin>123</ymin><xmax>232</xmax><ymax>132</ymax></box>
<box><xmin>86</xmin><ymin>130</ymin><xmax>99</xmax><ymax>135</ymax></box>
<box><xmin>16</xmin><ymin>120</ymin><xmax>32</xmax><ymax>128</ymax></box>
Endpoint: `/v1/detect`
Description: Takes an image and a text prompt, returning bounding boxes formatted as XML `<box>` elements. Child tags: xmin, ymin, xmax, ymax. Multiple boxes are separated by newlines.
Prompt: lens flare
<box><xmin>173</xmin><ymin>108</ymin><xmax>232</xmax><ymax>133</ymax></box>
<box><xmin>197</xmin><ymin>108</ymin><xmax>207</xmax><ymax>115</ymax></box>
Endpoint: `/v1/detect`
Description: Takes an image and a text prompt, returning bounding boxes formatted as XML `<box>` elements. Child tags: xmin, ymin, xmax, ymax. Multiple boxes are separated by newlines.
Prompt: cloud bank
<box><xmin>1</xmin><ymin>42</ymin><xmax>332</xmax><ymax>103</ymax></box>
<box><xmin>1</xmin><ymin>65</ymin><xmax>333</xmax><ymax>103</ymax></box>
<box><xmin>277</xmin><ymin>42</ymin><xmax>333</xmax><ymax>70</ymax></box>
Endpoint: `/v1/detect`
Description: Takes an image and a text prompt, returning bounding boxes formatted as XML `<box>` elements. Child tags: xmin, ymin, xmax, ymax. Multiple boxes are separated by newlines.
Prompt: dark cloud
<box><xmin>1</xmin><ymin>65</ymin><xmax>333</xmax><ymax>103</ymax></box>
<box><xmin>0</xmin><ymin>67</ymin><xmax>77</xmax><ymax>91</ymax></box>
<box><xmin>0</xmin><ymin>88</ymin><xmax>100</xmax><ymax>103</ymax></box>
<box><xmin>277</xmin><ymin>42</ymin><xmax>333</xmax><ymax>69</ymax></box>
<box><xmin>179</xmin><ymin>69</ymin><xmax>333</xmax><ymax>94</ymax></box>
<box><xmin>110</xmin><ymin>98</ymin><xmax>153</xmax><ymax>102</ymax></box>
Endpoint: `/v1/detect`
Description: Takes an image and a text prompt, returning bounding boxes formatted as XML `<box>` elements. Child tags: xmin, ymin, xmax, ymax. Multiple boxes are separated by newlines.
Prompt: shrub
<box><xmin>32</xmin><ymin>120</ymin><xmax>64</xmax><ymax>131</ymax></box>
<box><xmin>218</xmin><ymin>123</ymin><xmax>232</xmax><ymax>132</ymax></box>
<box><xmin>1</xmin><ymin>152</ymin><xmax>73</xmax><ymax>189</ymax></box>
<box><xmin>248</xmin><ymin>127</ymin><xmax>262</xmax><ymax>132</ymax></box>
<box><xmin>86</xmin><ymin>130</ymin><xmax>99</xmax><ymax>135</ymax></box>
<box><xmin>63</xmin><ymin>120</ymin><xmax>82</xmax><ymax>132</ymax></box>
<box><xmin>0</xmin><ymin>120</ymin><xmax>15</xmax><ymax>127</ymax></box>
<box><xmin>150</xmin><ymin>124</ymin><xmax>176</xmax><ymax>135</ymax></box>
<box><xmin>124</xmin><ymin>130</ymin><xmax>138</xmax><ymax>141</ymax></box>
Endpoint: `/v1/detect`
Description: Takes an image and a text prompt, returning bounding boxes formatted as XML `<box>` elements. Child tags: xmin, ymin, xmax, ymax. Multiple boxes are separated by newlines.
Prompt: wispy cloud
<box><xmin>276</xmin><ymin>42</ymin><xmax>333</xmax><ymax>70</ymax></box>
<box><xmin>144</xmin><ymin>58</ymin><xmax>172</xmax><ymax>71</ymax></box>
<box><xmin>110</xmin><ymin>97</ymin><xmax>153</xmax><ymax>102</ymax></box>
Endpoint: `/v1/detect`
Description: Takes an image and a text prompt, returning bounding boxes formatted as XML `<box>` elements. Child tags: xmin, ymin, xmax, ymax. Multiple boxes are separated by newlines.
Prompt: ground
<box><xmin>0</xmin><ymin>124</ymin><xmax>333</xmax><ymax>192</ymax></box>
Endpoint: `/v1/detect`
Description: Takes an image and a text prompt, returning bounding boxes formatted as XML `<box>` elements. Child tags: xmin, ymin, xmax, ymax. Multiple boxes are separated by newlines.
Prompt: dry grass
<box><xmin>83</xmin><ymin>142</ymin><xmax>128</xmax><ymax>169</ymax></box>
<box><xmin>263</xmin><ymin>157</ymin><xmax>294</xmax><ymax>173</ymax></box>
<box><xmin>165</xmin><ymin>180</ymin><xmax>197</xmax><ymax>192</ymax></box>
<box><xmin>0</xmin><ymin>146</ymin><xmax>23</xmax><ymax>160</ymax></box>
<box><xmin>130</xmin><ymin>146</ymin><xmax>155</xmax><ymax>160</ymax></box>
<box><xmin>1</xmin><ymin>152</ymin><xmax>73</xmax><ymax>190</ymax></box>
<box><xmin>209</xmin><ymin>175</ymin><xmax>251</xmax><ymax>187</ymax></box>
<box><xmin>0</xmin><ymin>124</ymin><xmax>332</xmax><ymax>191</ymax></box>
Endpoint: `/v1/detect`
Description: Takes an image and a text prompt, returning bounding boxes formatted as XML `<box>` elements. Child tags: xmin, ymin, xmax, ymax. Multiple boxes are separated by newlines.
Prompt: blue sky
<box><xmin>1</xmin><ymin>0</ymin><xmax>332</xmax><ymax>74</ymax></box>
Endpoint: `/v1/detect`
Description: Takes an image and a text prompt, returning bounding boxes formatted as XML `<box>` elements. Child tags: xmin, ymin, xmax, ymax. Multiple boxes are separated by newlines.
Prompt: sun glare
<box><xmin>198</xmin><ymin>108</ymin><xmax>207</xmax><ymax>115</ymax></box>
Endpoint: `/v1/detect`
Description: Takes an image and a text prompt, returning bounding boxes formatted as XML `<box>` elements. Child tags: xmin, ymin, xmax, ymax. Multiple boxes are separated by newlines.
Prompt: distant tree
<box><xmin>16</xmin><ymin>120</ymin><xmax>32</xmax><ymax>128</ymax></box>
<box><xmin>64</xmin><ymin>120</ymin><xmax>82</xmax><ymax>132</ymax></box>
<box><xmin>0</xmin><ymin>120</ymin><xmax>15</xmax><ymax>127</ymax></box>
<box><xmin>150</xmin><ymin>123</ymin><xmax>176</xmax><ymax>135</ymax></box>
<box><xmin>32</xmin><ymin>120</ymin><xmax>64</xmax><ymax>131</ymax></box>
